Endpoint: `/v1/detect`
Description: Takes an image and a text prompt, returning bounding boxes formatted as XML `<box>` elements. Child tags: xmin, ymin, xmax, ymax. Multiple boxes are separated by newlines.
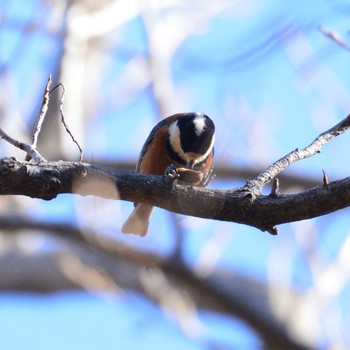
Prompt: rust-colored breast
<box><xmin>138</xmin><ymin>125</ymin><xmax>172</xmax><ymax>176</ymax></box>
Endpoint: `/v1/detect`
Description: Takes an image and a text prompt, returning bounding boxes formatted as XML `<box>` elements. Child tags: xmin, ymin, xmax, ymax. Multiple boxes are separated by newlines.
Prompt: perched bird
<box><xmin>121</xmin><ymin>112</ymin><xmax>215</xmax><ymax>236</ymax></box>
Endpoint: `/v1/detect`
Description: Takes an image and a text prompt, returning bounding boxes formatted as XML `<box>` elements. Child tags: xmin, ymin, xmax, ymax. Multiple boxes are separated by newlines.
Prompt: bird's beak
<box><xmin>186</xmin><ymin>152</ymin><xmax>199</xmax><ymax>169</ymax></box>
<box><xmin>186</xmin><ymin>160</ymin><xmax>195</xmax><ymax>169</ymax></box>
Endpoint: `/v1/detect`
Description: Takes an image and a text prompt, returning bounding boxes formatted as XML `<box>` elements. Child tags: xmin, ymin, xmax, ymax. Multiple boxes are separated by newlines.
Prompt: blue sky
<box><xmin>1</xmin><ymin>0</ymin><xmax>350</xmax><ymax>349</ymax></box>
<box><xmin>0</xmin><ymin>292</ymin><xmax>260</xmax><ymax>350</ymax></box>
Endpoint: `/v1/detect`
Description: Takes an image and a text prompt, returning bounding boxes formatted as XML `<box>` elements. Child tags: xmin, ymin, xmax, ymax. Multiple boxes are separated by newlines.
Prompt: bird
<box><xmin>121</xmin><ymin>112</ymin><xmax>215</xmax><ymax>236</ymax></box>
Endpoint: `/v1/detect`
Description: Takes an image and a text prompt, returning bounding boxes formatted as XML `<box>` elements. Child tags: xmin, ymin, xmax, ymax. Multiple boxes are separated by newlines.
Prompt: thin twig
<box><xmin>51</xmin><ymin>83</ymin><xmax>83</xmax><ymax>162</ymax></box>
<box><xmin>1</xmin><ymin>76</ymin><xmax>82</xmax><ymax>163</ymax></box>
<box><xmin>270</xmin><ymin>178</ymin><xmax>280</xmax><ymax>198</ymax></box>
<box><xmin>245</xmin><ymin>113</ymin><xmax>350</xmax><ymax>195</ymax></box>
<box><xmin>32</xmin><ymin>75</ymin><xmax>52</xmax><ymax>148</ymax></box>
<box><xmin>24</xmin><ymin>75</ymin><xmax>52</xmax><ymax>161</ymax></box>
<box><xmin>322</xmin><ymin>169</ymin><xmax>329</xmax><ymax>186</ymax></box>
<box><xmin>0</xmin><ymin>128</ymin><xmax>46</xmax><ymax>162</ymax></box>
<box><xmin>320</xmin><ymin>25</ymin><xmax>350</xmax><ymax>51</ymax></box>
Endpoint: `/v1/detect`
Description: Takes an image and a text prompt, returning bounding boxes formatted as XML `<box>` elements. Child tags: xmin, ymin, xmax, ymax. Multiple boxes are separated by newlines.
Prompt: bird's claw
<box><xmin>165</xmin><ymin>164</ymin><xmax>180</xmax><ymax>181</ymax></box>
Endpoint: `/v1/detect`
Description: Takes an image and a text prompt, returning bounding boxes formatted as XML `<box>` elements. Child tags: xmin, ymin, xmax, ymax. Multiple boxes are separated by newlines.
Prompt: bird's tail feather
<box><xmin>121</xmin><ymin>204</ymin><xmax>154</xmax><ymax>236</ymax></box>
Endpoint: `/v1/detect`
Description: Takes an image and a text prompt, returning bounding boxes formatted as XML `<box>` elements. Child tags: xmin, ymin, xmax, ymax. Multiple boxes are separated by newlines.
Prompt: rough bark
<box><xmin>1</xmin><ymin>157</ymin><xmax>349</xmax><ymax>233</ymax></box>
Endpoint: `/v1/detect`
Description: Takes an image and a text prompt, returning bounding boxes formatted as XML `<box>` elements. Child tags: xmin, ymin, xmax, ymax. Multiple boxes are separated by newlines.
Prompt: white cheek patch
<box><xmin>169</xmin><ymin>121</ymin><xmax>187</xmax><ymax>160</ymax></box>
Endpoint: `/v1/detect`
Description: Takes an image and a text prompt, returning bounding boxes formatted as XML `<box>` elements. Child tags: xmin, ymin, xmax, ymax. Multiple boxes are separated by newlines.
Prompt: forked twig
<box><xmin>1</xmin><ymin>76</ymin><xmax>83</xmax><ymax>162</ymax></box>
<box><xmin>0</xmin><ymin>128</ymin><xmax>46</xmax><ymax>162</ymax></box>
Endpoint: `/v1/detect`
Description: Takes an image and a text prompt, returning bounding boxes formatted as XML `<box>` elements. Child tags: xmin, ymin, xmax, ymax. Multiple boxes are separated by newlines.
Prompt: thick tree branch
<box><xmin>1</xmin><ymin>109</ymin><xmax>350</xmax><ymax>234</ymax></box>
<box><xmin>0</xmin><ymin>157</ymin><xmax>349</xmax><ymax>232</ymax></box>
<box><xmin>95</xmin><ymin>159</ymin><xmax>324</xmax><ymax>190</ymax></box>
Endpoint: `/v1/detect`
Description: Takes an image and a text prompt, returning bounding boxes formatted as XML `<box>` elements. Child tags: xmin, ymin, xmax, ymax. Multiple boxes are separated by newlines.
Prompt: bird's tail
<box><xmin>121</xmin><ymin>204</ymin><xmax>154</xmax><ymax>236</ymax></box>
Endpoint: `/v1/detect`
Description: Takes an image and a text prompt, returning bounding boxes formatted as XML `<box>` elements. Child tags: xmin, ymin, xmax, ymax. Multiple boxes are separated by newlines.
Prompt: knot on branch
<box><xmin>0</xmin><ymin>157</ymin><xmax>19</xmax><ymax>172</ymax></box>
<box><xmin>42</xmin><ymin>177</ymin><xmax>61</xmax><ymax>200</ymax></box>
<box><xmin>241</xmin><ymin>180</ymin><xmax>263</xmax><ymax>199</ymax></box>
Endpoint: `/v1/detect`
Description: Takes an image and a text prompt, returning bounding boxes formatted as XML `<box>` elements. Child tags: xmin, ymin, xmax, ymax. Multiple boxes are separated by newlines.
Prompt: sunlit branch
<box><xmin>0</xmin><ymin>76</ymin><xmax>83</xmax><ymax>162</ymax></box>
<box><xmin>1</xmin><ymin>156</ymin><xmax>350</xmax><ymax>234</ymax></box>
<box><xmin>244</xmin><ymin>113</ymin><xmax>350</xmax><ymax>196</ymax></box>
<box><xmin>1</xmin><ymin>95</ymin><xmax>350</xmax><ymax>233</ymax></box>
<box><xmin>31</xmin><ymin>75</ymin><xmax>52</xmax><ymax>149</ymax></box>
<box><xmin>90</xmin><ymin>158</ymin><xmax>324</xmax><ymax>190</ymax></box>
<box><xmin>0</xmin><ymin>128</ymin><xmax>46</xmax><ymax>162</ymax></box>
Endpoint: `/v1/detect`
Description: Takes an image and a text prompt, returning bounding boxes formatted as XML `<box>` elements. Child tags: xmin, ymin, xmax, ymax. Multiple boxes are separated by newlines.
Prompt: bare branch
<box><xmin>31</xmin><ymin>75</ymin><xmax>52</xmax><ymax>149</ymax></box>
<box><xmin>24</xmin><ymin>75</ymin><xmax>52</xmax><ymax>161</ymax></box>
<box><xmin>0</xmin><ymin>129</ymin><xmax>46</xmax><ymax>162</ymax></box>
<box><xmin>0</xmin><ymin>78</ymin><xmax>83</xmax><ymax>162</ymax></box>
<box><xmin>245</xmin><ymin>113</ymin><xmax>350</xmax><ymax>196</ymax></box>
<box><xmin>270</xmin><ymin>178</ymin><xmax>280</xmax><ymax>198</ymax></box>
<box><xmin>51</xmin><ymin>83</ymin><xmax>83</xmax><ymax>162</ymax></box>
<box><xmin>0</xmin><ymin>157</ymin><xmax>350</xmax><ymax>232</ymax></box>
<box><xmin>320</xmin><ymin>25</ymin><xmax>350</xmax><ymax>51</ymax></box>
<box><xmin>322</xmin><ymin>169</ymin><xmax>329</xmax><ymax>186</ymax></box>
<box><xmin>1</xmin><ymin>104</ymin><xmax>350</xmax><ymax>232</ymax></box>
<box><xmin>91</xmin><ymin>158</ymin><xmax>324</xmax><ymax>190</ymax></box>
